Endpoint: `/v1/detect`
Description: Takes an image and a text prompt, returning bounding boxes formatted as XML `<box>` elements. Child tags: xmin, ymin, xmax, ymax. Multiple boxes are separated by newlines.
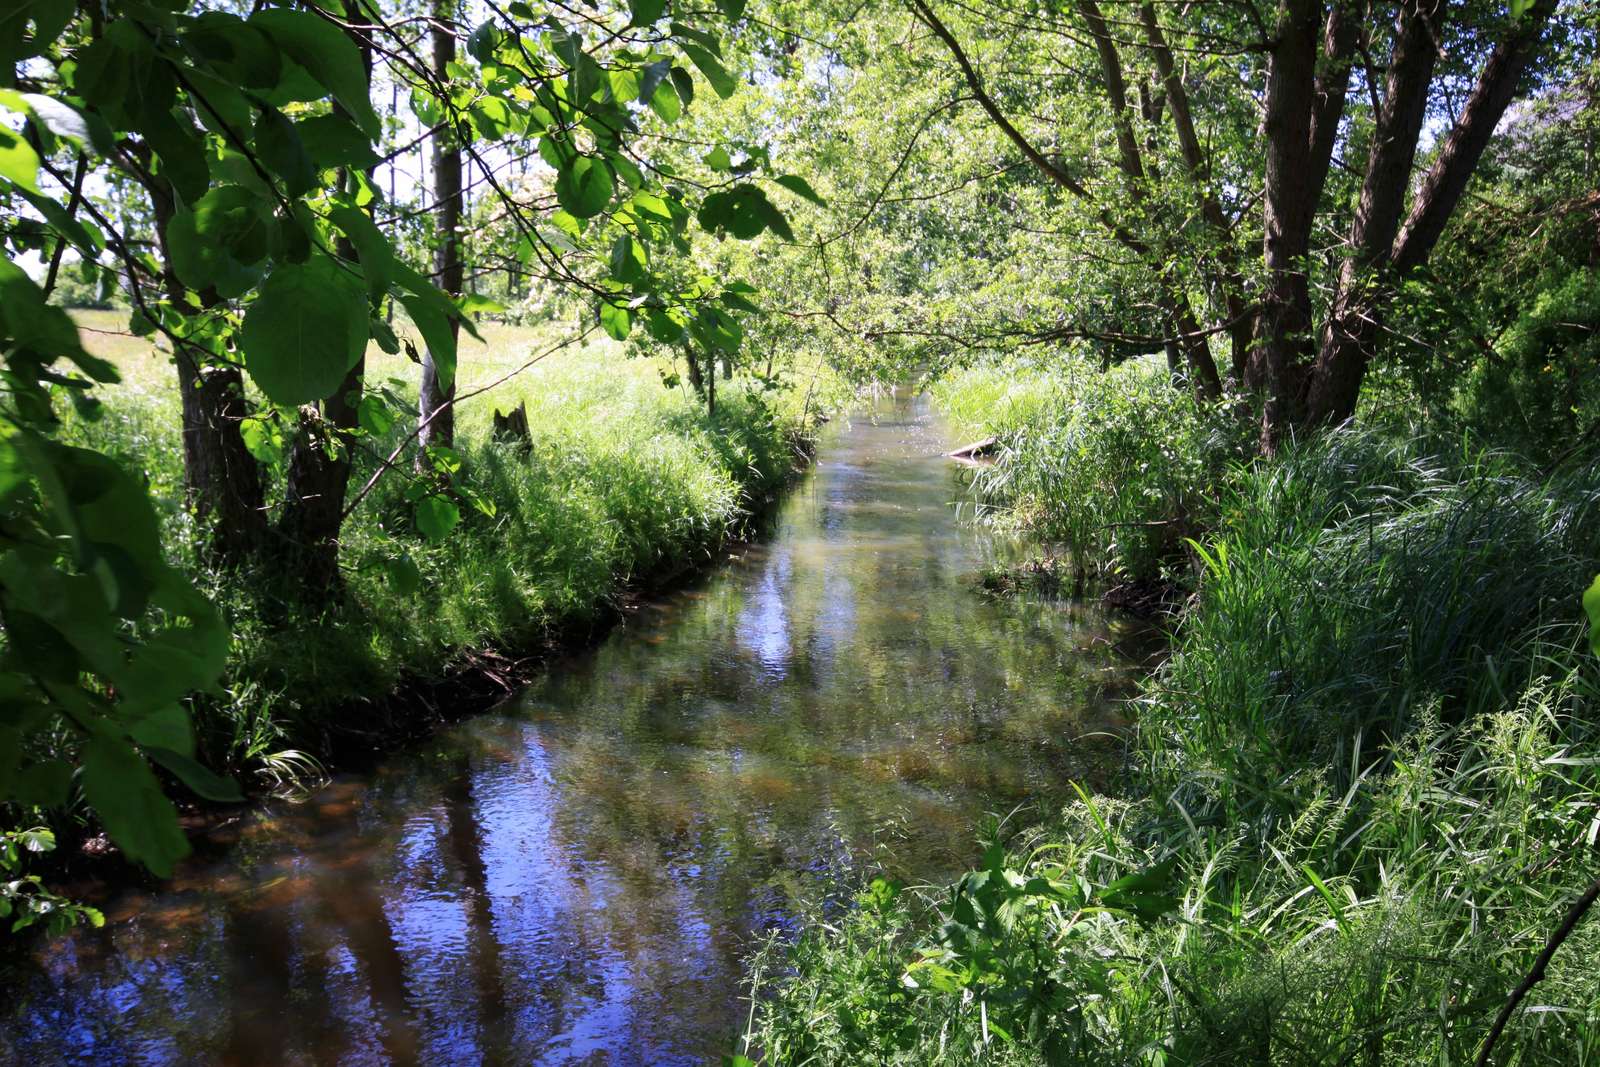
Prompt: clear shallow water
<box><xmin>1</xmin><ymin>391</ymin><xmax>1147</xmax><ymax>1065</ymax></box>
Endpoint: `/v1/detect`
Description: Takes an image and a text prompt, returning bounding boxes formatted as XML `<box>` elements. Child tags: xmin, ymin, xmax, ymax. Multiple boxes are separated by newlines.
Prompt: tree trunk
<box><xmin>1255</xmin><ymin>0</ymin><xmax>1323</xmax><ymax>450</ymax></box>
<box><xmin>1306</xmin><ymin>0</ymin><xmax>1443</xmax><ymax>426</ymax></box>
<box><xmin>1307</xmin><ymin>0</ymin><xmax>1559</xmax><ymax>425</ymax></box>
<box><xmin>150</xmin><ymin>192</ymin><xmax>267</xmax><ymax>567</ymax></box>
<box><xmin>419</xmin><ymin>0</ymin><xmax>463</xmax><ymax>453</ymax></box>
<box><xmin>277</xmin><ymin>0</ymin><xmax>372</xmax><ymax>598</ymax></box>
<box><xmin>1139</xmin><ymin>1</ymin><xmax>1254</xmax><ymax>386</ymax></box>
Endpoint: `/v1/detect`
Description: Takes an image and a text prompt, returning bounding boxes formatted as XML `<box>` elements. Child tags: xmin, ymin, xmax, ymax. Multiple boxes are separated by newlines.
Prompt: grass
<box><xmin>743</xmin><ymin>358</ymin><xmax>1600</xmax><ymax>1065</ymax></box>
<box><xmin>931</xmin><ymin>356</ymin><xmax>1251</xmax><ymax>583</ymax></box>
<box><xmin>63</xmin><ymin>310</ymin><xmax>827</xmax><ymax>777</ymax></box>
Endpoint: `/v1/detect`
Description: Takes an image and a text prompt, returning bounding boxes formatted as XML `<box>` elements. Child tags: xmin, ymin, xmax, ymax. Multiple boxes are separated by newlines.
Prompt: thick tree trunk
<box><xmin>1307</xmin><ymin>0</ymin><xmax>1559</xmax><ymax>425</ymax></box>
<box><xmin>1306</xmin><ymin>0</ymin><xmax>1443</xmax><ymax>426</ymax></box>
<box><xmin>151</xmin><ymin>193</ymin><xmax>267</xmax><ymax>566</ymax></box>
<box><xmin>1255</xmin><ymin>0</ymin><xmax>1323</xmax><ymax>450</ymax></box>
<box><xmin>419</xmin><ymin>0</ymin><xmax>463</xmax><ymax>453</ymax></box>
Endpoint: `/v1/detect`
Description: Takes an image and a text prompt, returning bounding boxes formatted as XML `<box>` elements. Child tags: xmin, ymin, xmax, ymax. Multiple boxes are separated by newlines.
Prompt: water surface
<box><xmin>1</xmin><ymin>392</ymin><xmax>1143</xmax><ymax>1065</ymax></box>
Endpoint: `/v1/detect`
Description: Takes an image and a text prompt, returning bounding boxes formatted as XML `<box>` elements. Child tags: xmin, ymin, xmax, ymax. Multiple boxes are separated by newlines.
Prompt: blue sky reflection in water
<box><xmin>1</xmin><ymin>391</ymin><xmax>1149</xmax><ymax>1065</ymax></box>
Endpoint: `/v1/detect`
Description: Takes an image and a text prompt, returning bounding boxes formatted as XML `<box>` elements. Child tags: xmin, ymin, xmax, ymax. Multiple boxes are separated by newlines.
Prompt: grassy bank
<box><xmin>64</xmin><ymin>312</ymin><xmax>828</xmax><ymax>786</ymax></box>
<box><xmin>744</xmin><ymin>360</ymin><xmax>1600</xmax><ymax>1064</ymax></box>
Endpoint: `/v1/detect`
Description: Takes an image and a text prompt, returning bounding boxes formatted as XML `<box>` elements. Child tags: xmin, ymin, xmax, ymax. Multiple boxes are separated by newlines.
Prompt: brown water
<box><xmin>0</xmin><ymin>392</ymin><xmax>1145</xmax><ymax>1066</ymax></box>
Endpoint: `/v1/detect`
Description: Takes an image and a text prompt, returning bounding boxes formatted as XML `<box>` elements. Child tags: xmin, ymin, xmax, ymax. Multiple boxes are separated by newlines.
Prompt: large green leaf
<box><xmin>253</xmin><ymin>106</ymin><xmax>316</xmax><ymax>198</ymax></box>
<box><xmin>0</xmin><ymin>0</ymin><xmax>73</xmax><ymax>64</ymax></box>
<box><xmin>328</xmin><ymin>202</ymin><xmax>392</xmax><ymax>299</ymax></box>
<box><xmin>167</xmin><ymin>184</ymin><xmax>271</xmax><ymax>297</ymax></box>
<box><xmin>630</xmin><ymin>0</ymin><xmax>669</xmax><ymax>25</ymax></box>
<box><xmin>681</xmin><ymin>44</ymin><xmax>736</xmax><ymax>99</ymax></box>
<box><xmin>295</xmin><ymin>113</ymin><xmax>380</xmax><ymax>169</ymax></box>
<box><xmin>399</xmin><ymin>292</ymin><xmax>457</xmax><ymax>393</ymax></box>
<box><xmin>415</xmin><ymin>494</ymin><xmax>461</xmax><ymax>541</ymax></box>
<box><xmin>81</xmin><ymin>735</ymin><xmax>190</xmax><ymax>878</ymax></box>
<box><xmin>0</xmin><ymin>126</ymin><xmax>41</xmax><ymax>192</ymax></box>
<box><xmin>250</xmin><ymin>8</ymin><xmax>380</xmax><ymax>137</ymax></box>
<box><xmin>241</xmin><ymin>255</ymin><xmax>367</xmax><ymax>406</ymax></box>
<box><xmin>555</xmin><ymin>156</ymin><xmax>614</xmax><ymax>219</ymax></box>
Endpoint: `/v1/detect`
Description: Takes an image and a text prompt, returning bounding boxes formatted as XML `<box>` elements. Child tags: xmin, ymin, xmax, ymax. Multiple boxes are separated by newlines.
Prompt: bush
<box><xmin>1144</xmin><ymin>431</ymin><xmax>1600</xmax><ymax>812</ymax></box>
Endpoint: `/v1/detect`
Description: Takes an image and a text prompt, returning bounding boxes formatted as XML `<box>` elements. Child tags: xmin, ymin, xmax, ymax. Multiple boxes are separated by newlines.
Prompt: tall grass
<box><xmin>750</xmin><ymin>362</ymin><xmax>1600</xmax><ymax>1065</ymax></box>
<box><xmin>748</xmin><ymin>676</ymin><xmax>1600</xmax><ymax>1064</ymax></box>
<box><xmin>932</xmin><ymin>357</ymin><xmax>1250</xmax><ymax>581</ymax></box>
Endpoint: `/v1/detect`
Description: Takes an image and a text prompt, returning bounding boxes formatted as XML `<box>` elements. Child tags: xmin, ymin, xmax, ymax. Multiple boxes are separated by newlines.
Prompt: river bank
<box><xmin>2</xmin><ymin>390</ymin><xmax>1150</xmax><ymax>1063</ymax></box>
<box><xmin>37</xmin><ymin>320</ymin><xmax>833</xmax><ymax>875</ymax></box>
<box><xmin>745</xmin><ymin>359</ymin><xmax>1600</xmax><ymax>1064</ymax></box>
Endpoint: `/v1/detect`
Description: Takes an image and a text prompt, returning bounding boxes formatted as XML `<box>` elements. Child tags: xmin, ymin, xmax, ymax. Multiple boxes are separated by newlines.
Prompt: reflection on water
<box><xmin>1</xmin><ymin>392</ymin><xmax>1146</xmax><ymax>1065</ymax></box>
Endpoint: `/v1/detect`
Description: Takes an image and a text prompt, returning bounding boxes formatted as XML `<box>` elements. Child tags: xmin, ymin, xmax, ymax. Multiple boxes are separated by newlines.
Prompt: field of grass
<box><xmin>741</xmin><ymin>359</ymin><xmax>1600</xmax><ymax>1065</ymax></box>
<box><xmin>64</xmin><ymin>309</ymin><xmax>830</xmax><ymax>778</ymax></box>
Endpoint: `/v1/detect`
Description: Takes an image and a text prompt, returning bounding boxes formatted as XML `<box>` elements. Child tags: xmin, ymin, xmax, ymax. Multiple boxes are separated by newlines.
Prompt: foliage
<box><xmin>750</xmin><ymin>678</ymin><xmax>1600</xmax><ymax>1064</ymax></box>
<box><xmin>60</xmin><ymin>342</ymin><xmax>808</xmax><ymax>768</ymax></box>
<box><xmin>933</xmin><ymin>357</ymin><xmax>1251</xmax><ymax>582</ymax></box>
<box><xmin>1</xmin><ymin>826</ymin><xmax>103</xmax><ymax>935</ymax></box>
<box><xmin>0</xmin><ymin>0</ymin><xmax>807</xmax><ymax>878</ymax></box>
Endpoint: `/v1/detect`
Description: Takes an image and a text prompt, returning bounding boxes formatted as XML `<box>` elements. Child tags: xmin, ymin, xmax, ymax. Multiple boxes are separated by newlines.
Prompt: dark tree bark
<box><xmin>419</xmin><ymin>0</ymin><xmax>463</xmax><ymax>453</ymax></box>
<box><xmin>1306</xmin><ymin>0</ymin><xmax>1444</xmax><ymax>425</ymax></box>
<box><xmin>149</xmin><ymin>190</ymin><xmax>267</xmax><ymax>567</ymax></box>
<box><xmin>1307</xmin><ymin>0</ymin><xmax>1560</xmax><ymax>424</ymax></box>
<box><xmin>1255</xmin><ymin>0</ymin><xmax>1324</xmax><ymax>450</ymax></box>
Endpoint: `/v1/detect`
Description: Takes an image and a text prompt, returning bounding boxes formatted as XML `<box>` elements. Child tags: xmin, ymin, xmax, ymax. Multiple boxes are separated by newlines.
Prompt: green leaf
<box><xmin>704</xmin><ymin>146</ymin><xmax>732</xmax><ymax>172</ymax></box>
<box><xmin>400</xmin><ymin>293</ymin><xmax>457</xmax><ymax>393</ymax></box>
<box><xmin>669</xmin><ymin>66</ymin><xmax>695</xmax><ymax>109</ymax></box>
<box><xmin>254</xmin><ymin>106</ymin><xmax>316</xmax><ymax>198</ymax></box>
<box><xmin>599</xmin><ymin>300</ymin><xmax>632</xmax><ymax>340</ymax></box>
<box><xmin>328</xmin><ymin>202</ymin><xmax>392</xmax><ymax>300</ymax></box>
<box><xmin>383</xmin><ymin>552</ymin><xmax>421</xmax><ymax>595</ymax></box>
<box><xmin>166</xmin><ymin>184</ymin><xmax>271</xmax><ymax>297</ymax></box>
<box><xmin>717</xmin><ymin>0</ymin><xmax>748</xmax><ymax>18</ymax></box>
<box><xmin>0</xmin><ymin>127</ymin><xmax>41</xmax><ymax>192</ymax></box>
<box><xmin>182</xmin><ymin>13</ymin><xmax>282</xmax><ymax>90</ymax></box>
<box><xmin>146</xmin><ymin>746</ymin><xmax>244</xmax><ymax>803</ymax></box>
<box><xmin>681</xmin><ymin>44</ymin><xmax>737</xmax><ymax>99</ymax></box>
<box><xmin>81</xmin><ymin>735</ymin><xmax>190</xmax><ymax>877</ymax></box>
<box><xmin>0</xmin><ymin>0</ymin><xmax>73</xmax><ymax>64</ymax></box>
<box><xmin>127</xmin><ymin>705</ymin><xmax>193</xmax><ymax>757</ymax></box>
<box><xmin>630</xmin><ymin>0</ymin><xmax>669</xmax><ymax>26</ymax></box>
<box><xmin>555</xmin><ymin>156</ymin><xmax>614</xmax><ymax>219</ymax></box>
<box><xmin>296</xmin><ymin>113</ymin><xmax>381</xmax><ymax>169</ymax></box>
<box><xmin>250</xmin><ymin>8</ymin><xmax>381</xmax><ymax>138</ymax></box>
<box><xmin>357</xmin><ymin>393</ymin><xmax>395</xmax><ymax>435</ymax></box>
<box><xmin>698</xmin><ymin>184</ymin><xmax>792</xmax><ymax>240</ymax></box>
<box><xmin>1584</xmin><ymin>575</ymin><xmax>1600</xmax><ymax>656</ymax></box>
<box><xmin>648</xmin><ymin>78</ymin><xmax>682</xmax><ymax>123</ymax></box>
<box><xmin>415</xmin><ymin>495</ymin><xmax>461</xmax><ymax>541</ymax></box>
<box><xmin>241</xmin><ymin>255</ymin><xmax>368</xmax><ymax>406</ymax></box>
<box><xmin>774</xmin><ymin>174</ymin><xmax>826</xmax><ymax>206</ymax></box>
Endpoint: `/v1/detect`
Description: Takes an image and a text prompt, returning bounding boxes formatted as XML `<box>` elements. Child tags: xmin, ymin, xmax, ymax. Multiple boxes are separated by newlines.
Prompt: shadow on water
<box><xmin>1</xmin><ymin>390</ymin><xmax>1150</xmax><ymax>1065</ymax></box>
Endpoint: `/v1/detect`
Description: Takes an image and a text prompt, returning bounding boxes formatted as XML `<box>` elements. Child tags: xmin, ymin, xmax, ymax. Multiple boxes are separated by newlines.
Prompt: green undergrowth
<box><xmin>931</xmin><ymin>357</ymin><xmax>1251</xmax><ymax>584</ymax></box>
<box><xmin>745</xmin><ymin>361</ymin><xmax>1600</xmax><ymax>1064</ymax></box>
<box><xmin>64</xmin><ymin>348</ymin><xmax>815</xmax><ymax>779</ymax></box>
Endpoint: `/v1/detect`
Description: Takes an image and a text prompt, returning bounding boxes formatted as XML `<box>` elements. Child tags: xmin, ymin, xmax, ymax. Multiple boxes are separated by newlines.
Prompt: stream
<box><xmin>1</xmin><ymin>391</ymin><xmax>1146</xmax><ymax>1065</ymax></box>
